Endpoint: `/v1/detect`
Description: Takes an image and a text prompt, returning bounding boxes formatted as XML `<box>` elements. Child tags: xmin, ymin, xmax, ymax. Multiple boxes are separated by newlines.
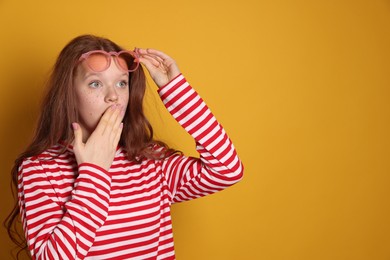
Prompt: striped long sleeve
<box><xmin>18</xmin><ymin>158</ymin><xmax>112</xmax><ymax>259</ymax></box>
<box><xmin>157</xmin><ymin>74</ymin><xmax>244</xmax><ymax>202</ymax></box>
<box><xmin>17</xmin><ymin>74</ymin><xmax>243</xmax><ymax>259</ymax></box>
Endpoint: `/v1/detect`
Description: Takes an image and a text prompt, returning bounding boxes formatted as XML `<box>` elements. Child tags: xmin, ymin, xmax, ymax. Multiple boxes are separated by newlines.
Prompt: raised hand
<box><xmin>72</xmin><ymin>104</ymin><xmax>124</xmax><ymax>171</ymax></box>
<box><xmin>135</xmin><ymin>48</ymin><xmax>181</xmax><ymax>88</ymax></box>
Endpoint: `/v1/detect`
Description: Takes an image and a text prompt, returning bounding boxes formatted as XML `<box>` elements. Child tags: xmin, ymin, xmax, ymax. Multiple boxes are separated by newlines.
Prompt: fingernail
<box><xmin>72</xmin><ymin>123</ymin><xmax>78</xmax><ymax>130</ymax></box>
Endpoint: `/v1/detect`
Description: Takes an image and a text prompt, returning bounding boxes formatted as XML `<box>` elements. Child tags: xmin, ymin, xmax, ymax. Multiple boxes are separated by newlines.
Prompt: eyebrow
<box><xmin>83</xmin><ymin>72</ymin><xmax>100</xmax><ymax>80</ymax></box>
<box><xmin>83</xmin><ymin>72</ymin><xmax>129</xmax><ymax>80</ymax></box>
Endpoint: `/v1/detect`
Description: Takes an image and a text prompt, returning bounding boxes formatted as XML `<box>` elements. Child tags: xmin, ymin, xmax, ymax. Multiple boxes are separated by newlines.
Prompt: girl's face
<box><xmin>74</xmin><ymin>56</ymin><xmax>129</xmax><ymax>141</ymax></box>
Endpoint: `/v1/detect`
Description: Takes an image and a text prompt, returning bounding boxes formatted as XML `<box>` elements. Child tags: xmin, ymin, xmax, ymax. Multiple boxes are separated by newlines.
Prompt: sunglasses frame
<box><xmin>79</xmin><ymin>50</ymin><xmax>140</xmax><ymax>72</ymax></box>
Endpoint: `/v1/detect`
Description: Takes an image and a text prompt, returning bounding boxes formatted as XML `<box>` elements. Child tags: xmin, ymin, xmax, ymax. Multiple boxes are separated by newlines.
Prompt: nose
<box><xmin>105</xmin><ymin>86</ymin><xmax>119</xmax><ymax>103</ymax></box>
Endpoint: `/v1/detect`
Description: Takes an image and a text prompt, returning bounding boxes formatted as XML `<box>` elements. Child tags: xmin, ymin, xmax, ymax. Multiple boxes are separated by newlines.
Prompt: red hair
<box><xmin>5</xmin><ymin>35</ymin><xmax>178</xmax><ymax>258</ymax></box>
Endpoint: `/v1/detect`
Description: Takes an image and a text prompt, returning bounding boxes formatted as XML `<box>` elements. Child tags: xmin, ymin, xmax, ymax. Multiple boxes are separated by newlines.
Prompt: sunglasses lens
<box><xmin>85</xmin><ymin>53</ymin><xmax>110</xmax><ymax>72</ymax></box>
<box><xmin>118</xmin><ymin>52</ymin><xmax>138</xmax><ymax>71</ymax></box>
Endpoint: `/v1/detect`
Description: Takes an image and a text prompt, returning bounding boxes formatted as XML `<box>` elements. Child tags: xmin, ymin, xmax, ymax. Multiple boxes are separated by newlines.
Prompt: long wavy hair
<box><xmin>4</xmin><ymin>34</ymin><xmax>178</xmax><ymax>258</ymax></box>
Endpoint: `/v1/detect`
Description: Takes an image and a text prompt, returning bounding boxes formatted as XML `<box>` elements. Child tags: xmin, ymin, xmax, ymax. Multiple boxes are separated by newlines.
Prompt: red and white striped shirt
<box><xmin>18</xmin><ymin>74</ymin><xmax>244</xmax><ymax>260</ymax></box>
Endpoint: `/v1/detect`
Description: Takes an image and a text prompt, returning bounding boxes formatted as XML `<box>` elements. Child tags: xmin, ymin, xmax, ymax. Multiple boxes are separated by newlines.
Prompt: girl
<box><xmin>5</xmin><ymin>35</ymin><xmax>244</xmax><ymax>259</ymax></box>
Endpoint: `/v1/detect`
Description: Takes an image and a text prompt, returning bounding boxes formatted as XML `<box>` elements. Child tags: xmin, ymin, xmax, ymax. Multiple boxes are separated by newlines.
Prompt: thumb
<box><xmin>72</xmin><ymin>122</ymin><xmax>83</xmax><ymax>147</ymax></box>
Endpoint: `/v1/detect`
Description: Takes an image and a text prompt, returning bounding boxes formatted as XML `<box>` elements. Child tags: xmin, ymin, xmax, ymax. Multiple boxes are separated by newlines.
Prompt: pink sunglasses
<box><xmin>79</xmin><ymin>50</ymin><xmax>140</xmax><ymax>72</ymax></box>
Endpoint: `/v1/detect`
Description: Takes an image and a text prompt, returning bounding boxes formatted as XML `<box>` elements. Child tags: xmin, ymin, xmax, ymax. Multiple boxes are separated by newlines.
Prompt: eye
<box><xmin>117</xmin><ymin>80</ymin><xmax>129</xmax><ymax>88</ymax></box>
<box><xmin>88</xmin><ymin>81</ymin><xmax>102</xmax><ymax>88</ymax></box>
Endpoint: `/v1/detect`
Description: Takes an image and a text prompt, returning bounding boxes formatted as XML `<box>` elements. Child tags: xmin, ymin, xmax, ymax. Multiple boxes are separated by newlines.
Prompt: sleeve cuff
<box><xmin>157</xmin><ymin>73</ymin><xmax>185</xmax><ymax>96</ymax></box>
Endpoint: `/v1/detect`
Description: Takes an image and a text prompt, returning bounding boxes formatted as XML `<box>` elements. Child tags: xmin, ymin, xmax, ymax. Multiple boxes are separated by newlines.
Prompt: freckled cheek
<box><xmin>121</xmin><ymin>93</ymin><xmax>130</xmax><ymax>108</ymax></box>
<box><xmin>80</xmin><ymin>97</ymin><xmax>104</xmax><ymax>118</ymax></box>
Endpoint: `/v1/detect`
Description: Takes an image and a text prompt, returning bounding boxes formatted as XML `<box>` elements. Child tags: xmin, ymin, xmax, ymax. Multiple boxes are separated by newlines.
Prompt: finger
<box><xmin>109</xmin><ymin>106</ymin><xmax>124</xmax><ymax>134</ymax></box>
<box><xmin>144</xmin><ymin>51</ymin><xmax>165</xmax><ymax>63</ymax></box>
<box><xmin>94</xmin><ymin>105</ymin><xmax>117</xmax><ymax>134</ymax></box>
<box><xmin>145</xmin><ymin>48</ymin><xmax>172</xmax><ymax>62</ymax></box>
<box><xmin>135</xmin><ymin>48</ymin><xmax>153</xmax><ymax>56</ymax></box>
<box><xmin>107</xmin><ymin>114</ymin><xmax>123</xmax><ymax>150</ymax></box>
<box><xmin>72</xmin><ymin>122</ymin><xmax>83</xmax><ymax>147</ymax></box>
<box><xmin>143</xmin><ymin>49</ymin><xmax>179</xmax><ymax>75</ymax></box>
<box><xmin>112</xmin><ymin>122</ymin><xmax>124</xmax><ymax>146</ymax></box>
<box><xmin>138</xmin><ymin>57</ymin><xmax>162</xmax><ymax>76</ymax></box>
<box><xmin>137</xmin><ymin>48</ymin><xmax>169</xmax><ymax>65</ymax></box>
<box><xmin>102</xmin><ymin>104</ymin><xmax>124</xmax><ymax>137</ymax></box>
<box><xmin>139</xmin><ymin>54</ymin><xmax>162</xmax><ymax>68</ymax></box>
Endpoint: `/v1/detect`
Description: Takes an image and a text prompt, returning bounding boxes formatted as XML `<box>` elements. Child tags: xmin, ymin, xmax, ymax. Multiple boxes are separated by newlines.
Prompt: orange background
<box><xmin>1</xmin><ymin>1</ymin><xmax>389</xmax><ymax>259</ymax></box>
